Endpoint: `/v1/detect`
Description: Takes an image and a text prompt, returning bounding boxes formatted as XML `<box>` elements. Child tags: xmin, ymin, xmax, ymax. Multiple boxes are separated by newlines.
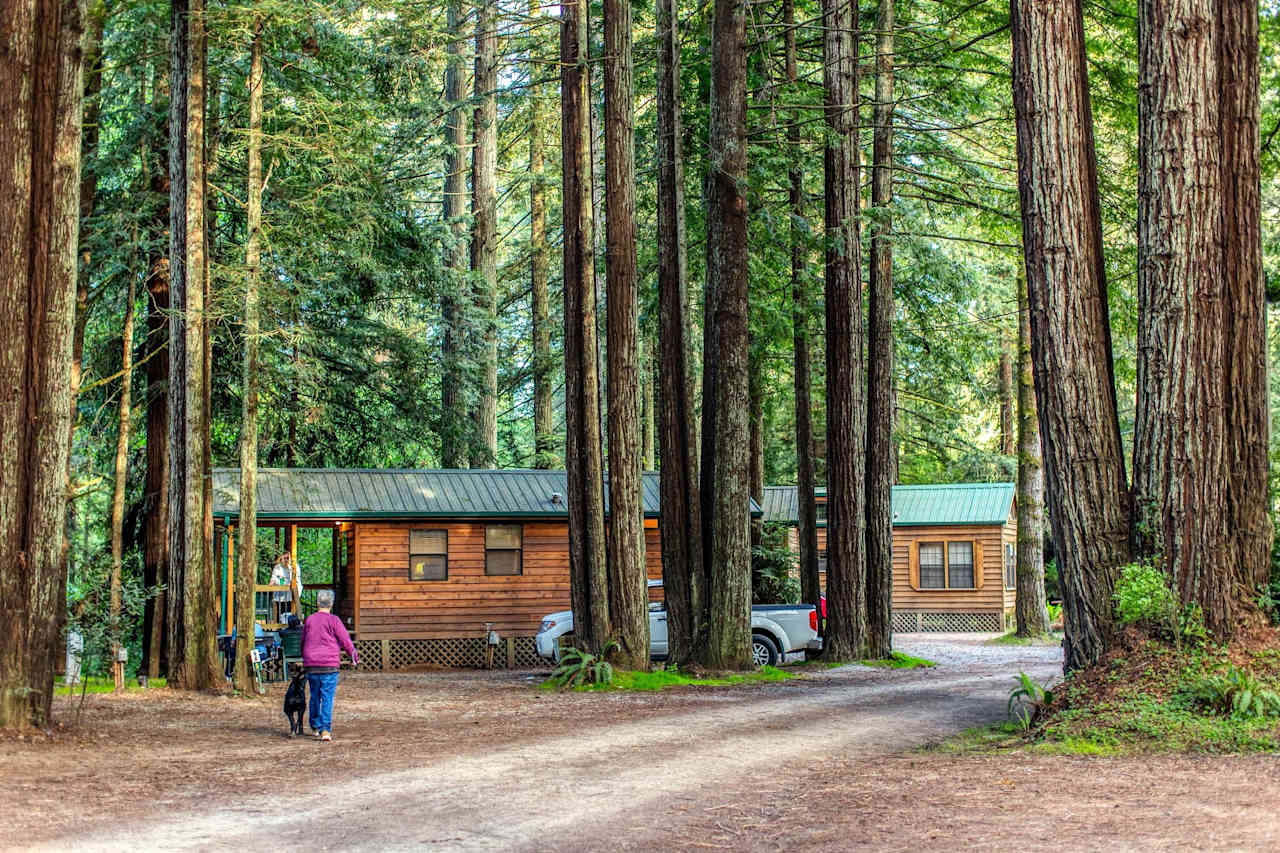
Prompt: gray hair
<box><xmin>317</xmin><ymin>589</ymin><xmax>335</xmax><ymax>609</ymax></box>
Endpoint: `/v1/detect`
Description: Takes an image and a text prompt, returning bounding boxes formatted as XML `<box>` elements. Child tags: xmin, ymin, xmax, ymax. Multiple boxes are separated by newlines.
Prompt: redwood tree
<box><xmin>701</xmin><ymin>0</ymin><xmax>752</xmax><ymax>670</ymax></box>
<box><xmin>472</xmin><ymin>0</ymin><xmax>499</xmax><ymax>465</ymax></box>
<box><xmin>1010</xmin><ymin>0</ymin><xmax>1131</xmax><ymax>670</ymax></box>
<box><xmin>167</xmin><ymin>0</ymin><xmax>220</xmax><ymax>690</ymax></box>
<box><xmin>530</xmin><ymin>0</ymin><xmax>557</xmax><ymax>470</ymax></box>
<box><xmin>656</xmin><ymin>0</ymin><xmax>706</xmax><ymax>665</ymax></box>
<box><xmin>440</xmin><ymin>0</ymin><xmax>470</xmax><ymax>469</ymax></box>
<box><xmin>786</xmin><ymin>0</ymin><xmax>820</xmax><ymax>627</ymax></box>
<box><xmin>1014</xmin><ymin>270</ymin><xmax>1050</xmax><ymax>637</ymax></box>
<box><xmin>0</xmin><ymin>0</ymin><xmax>84</xmax><ymax>728</ymax></box>
<box><xmin>1132</xmin><ymin>0</ymin><xmax>1268</xmax><ymax>634</ymax></box>
<box><xmin>864</xmin><ymin>0</ymin><xmax>895</xmax><ymax>659</ymax></box>
<box><xmin>822</xmin><ymin>0</ymin><xmax>868</xmax><ymax>662</ymax></box>
<box><xmin>603</xmin><ymin>0</ymin><xmax>648</xmax><ymax>669</ymax></box>
<box><xmin>561</xmin><ymin>0</ymin><xmax>610</xmax><ymax>653</ymax></box>
<box><xmin>235</xmin><ymin>17</ymin><xmax>265</xmax><ymax>690</ymax></box>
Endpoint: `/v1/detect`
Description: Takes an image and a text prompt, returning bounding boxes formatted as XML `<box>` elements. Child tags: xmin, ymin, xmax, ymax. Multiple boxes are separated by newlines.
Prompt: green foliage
<box><xmin>549</xmin><ymin>643</ymin><xmax>618</xmax><ymax>689</ymax></box>
<box><xmin>1177</xmin><ymin>665</ymin><xmax>1280</xmax><ymax>720</ymax></box>
<box><xmin>1046</xmin><ymin>602</ymin><xmax>1063</xmax><ymax>624</ymax></box>
<box><xmin>1043</xmin><ymin>559</ymin><xmax>1061</xmax><ymax>601</ymax></box>
<box><xmin>751</xmin><ymin>545</ymin><xmax>800</xmax><ymax>605</ymax></box>
<box><xmin>1007</xmin><ymin>671</ymin><xmax>1055</xmax><ymax>731</ymax></box>
<box><xmin>1112</xmin><ymin>561</ymin><xmax>1207</xmax><ymax>648</ymax></box>
<box><xmin>1113</xmin><ymin>561</ymin><xmax>1178</xmax><ymax>628</ymax></box>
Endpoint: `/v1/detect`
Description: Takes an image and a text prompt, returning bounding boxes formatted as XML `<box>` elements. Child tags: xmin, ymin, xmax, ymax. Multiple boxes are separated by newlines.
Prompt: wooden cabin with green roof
<box><xmin>761</xmin><ymin>482</ymin><xmax>1018</xmax><ymax>632</ymax></box>
<box><xmin>212</xmin><ymin>468</ymin><xmax>709</xmax><ymax>670</ymax></box>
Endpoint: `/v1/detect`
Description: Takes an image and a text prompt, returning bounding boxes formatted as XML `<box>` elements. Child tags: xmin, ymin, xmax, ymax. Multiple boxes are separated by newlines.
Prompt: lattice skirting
<box><xmin>353</xmin><ymin>636</ymin><xmax>548</xmax><ymax>671</ymax></box>
<box><xmin>892</xmin><ymin>610</ymin><xmax>1004</xmax><ymax>633</ymax></box>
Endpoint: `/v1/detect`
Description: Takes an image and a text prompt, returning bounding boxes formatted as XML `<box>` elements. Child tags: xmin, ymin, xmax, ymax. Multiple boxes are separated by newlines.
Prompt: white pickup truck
<box><xmin>535</xmin><ymin>580</ymin><xmax>823</xmax><ymax>667</ymax></box>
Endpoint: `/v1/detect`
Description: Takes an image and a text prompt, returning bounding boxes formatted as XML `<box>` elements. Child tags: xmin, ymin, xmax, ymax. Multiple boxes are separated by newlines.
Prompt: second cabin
<box><xmin>760</xmin><ymin>482</ymin><xmax>1019</xmax><ymax>633</ymax></box>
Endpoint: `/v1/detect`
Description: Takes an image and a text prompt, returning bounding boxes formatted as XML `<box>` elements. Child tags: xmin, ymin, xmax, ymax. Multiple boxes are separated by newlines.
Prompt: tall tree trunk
<box><xmin>1014</xmin><ymin>269</ymin><xmax>1050</xmax><ymax>637</ymax></box>
<box><xmin>1219</xmin><ymin>0</ymin><xmax>1270</xmax><ymax>596</ymax></box>
<box><xmin>641</xmin><ymin>341</ymin><xmax>656</xmax><ymax>471</ymax></box>
<box><xmin>441</xmin><ymin>0</ymin><xmax>469</xmax><ymax>469</ymax></box>
<box><xmin>822</xmin><ymin>0</ymin><xmax>867</xmax><ymax>662</ymax></box>
<box><xmin>701</xmin><ymin>0</ymin><xmax>752</xmax><ymax>670</ymax></box>
<box><xmin>603</xmin><ymin>0</ymin><xmax>647</xmax><ymax>669</ymax></box>
<box><xmin>655</xmin><ymin>0</ymin><xmax>705</xmax><ymax>665</ymax></box>
<box><xmin>530</xmin><ymin>0</ymin><xmax>556</xmax><ymax>470</ymax></box>
<box><xmin>1133</xmin><ymin>0</ymin><xmax>1257</xmax><ymax>636</ymax></box>
<box><xmin>142</xmin><ymin>67</ymin><xmax>171</xmax><ymax>679</ymax></box>
<box><xmin>561</xmin><ymin>0</ymin><xmax>610</xmax><ymax>653</ymax></box>
<box><xmin>1010</xmin><ymin>0</ymin><xmax>1131</xmax><ymax>671</ymax></box>
<box><xmin>0</xmin><ymin>0</ymin><xmax>84</xmax><ymax>729</ymax></box>
<box><xmin>109</xmin><ymin>276</ymin><xmax>137</xmax><ymax>689</ymax></box>
<box><xmin>998</xmin><ymin>341</ymin><xmax>1014</xmax><ymax>455</ymax></box>
<box><xmin>864</xmin><ymin>0</ymin><xmax>895</xmax><ymax>659</ymax></box>
<box><xmin>235</xmin><ymin>19</ymin><xmax>264</xmax><ymax>691</ymax></box>
<box><xmin>68</xmin><ymin>0</ymin><xmax>105</xmax><ymax>477</ymax></box>
<box><xmin>472</xmin><ymin>0</ymin><xmax>499</xmax><ymax>466</ymax></box>
<box><xmin>167</xmin><ymin>0</ymin><xmax>219</xmax><ymax>690</ymax></box>
<box><xmin>748</xmin><ymin>366</ymin><xmax>764</xmax><ymax>548</ymax></box>
<box><xmin>786</xmin><ymin>0</ymin><xmax>820</xmax><ymax>626</ymax></box>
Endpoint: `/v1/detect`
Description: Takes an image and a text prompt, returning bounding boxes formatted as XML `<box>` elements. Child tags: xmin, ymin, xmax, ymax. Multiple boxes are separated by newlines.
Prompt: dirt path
<box><xmin>6</xmin><ymin>637</ymin><xmax>1276</xmax><ymax>851</ymax></box>
<box><xmin>11</xmin><ymin>637</ymin><xmax>1058</xmax><ymax>852</ymax></box>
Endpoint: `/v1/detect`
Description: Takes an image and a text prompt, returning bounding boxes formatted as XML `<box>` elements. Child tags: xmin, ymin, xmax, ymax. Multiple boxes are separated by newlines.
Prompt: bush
<box><xmin>751</xmin><ymin>545</ymin><xmax>800</xmax><ymax>604</ymax></box>
<box><xmin>1113</xmin><ymin>561</ymin><xmax>1206</xmax><ymax>647</ymax></box>
<box><xmin>1113</xmin><ymin>561</ymin><xmax>1177</xmax><ymax>628</ymax></box>
<box><xmin>549</xmin><ymin>643</ymin><xmax>616</xmax><ymax>689</ymax></box>
<box><xmin>1177</xmin><ymin>665</ymin><xmax>1280</xmax><ymax>720</ymax></box>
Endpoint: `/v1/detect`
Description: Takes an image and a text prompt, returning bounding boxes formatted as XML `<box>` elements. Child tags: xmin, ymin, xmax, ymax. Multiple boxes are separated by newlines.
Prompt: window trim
<box><xmin>484</xmin><ymin>524</ymin><xmax>523</xmax><ymax>577</ymax></box>
<box><xmin>409</xmin><ymin>529</ymin><xmax>449</xmax><ymax>582</ymax></box>
<box><xmin>912</xmin><ymin>539</ymin><xmax>979</xmax><ymax>591</ymax></box>
<box><xmin>1003</xmin><ymin>542</ymin><xmax>1016</xmax><ymax>590</ymax></box>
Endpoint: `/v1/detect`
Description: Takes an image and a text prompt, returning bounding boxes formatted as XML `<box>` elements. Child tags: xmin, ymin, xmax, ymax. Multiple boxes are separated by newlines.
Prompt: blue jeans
<box><xmin>307</xmin><ymin>672</ymin><xmax>339</xmax><ymax>733</ymax></box>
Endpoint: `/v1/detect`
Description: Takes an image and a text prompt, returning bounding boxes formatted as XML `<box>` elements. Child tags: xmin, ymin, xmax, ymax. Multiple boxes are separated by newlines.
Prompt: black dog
<box><xmin>283</xmin><ymin>666</ymin><xmax>307</xmax><ymax>737</ymax></box>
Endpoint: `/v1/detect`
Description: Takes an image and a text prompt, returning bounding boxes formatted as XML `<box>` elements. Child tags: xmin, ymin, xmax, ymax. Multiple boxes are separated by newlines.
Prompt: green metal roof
<box><xmin>761</xmin><ymin>482</ymin><xmax>1015</xmax><ymax>527</ymax></box>
<box><xmin>212</xmin><ymin>468</ymin><xmax>763</xmax><ymax>520</ymax></box>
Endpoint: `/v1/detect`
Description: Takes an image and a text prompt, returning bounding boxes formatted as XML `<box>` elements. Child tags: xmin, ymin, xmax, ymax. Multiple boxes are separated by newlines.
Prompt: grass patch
<box><xmin>54</xmin><ymin>676</ymin><xmax>167</xmax><ymax>696</ymax></box>
<box><xmin>541</xmin><ymin>665</ymin><xmax>799</xmax><ymax>692</ymax></box>
<box><xmin>859</xmin><ymin>651</ymin><xmax>936</xmax><ymax>669</ymax></box>
<box><xmin>986</xmin><ymin>631</ymin><xmax>1062</xmax><ymax>646</ymax></box>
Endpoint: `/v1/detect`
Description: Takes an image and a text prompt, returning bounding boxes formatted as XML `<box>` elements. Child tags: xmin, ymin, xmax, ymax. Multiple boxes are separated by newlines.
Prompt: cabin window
<box><xmin>947</xmin><ymin>542</ymin><xmax>974</xmax><ymax>588</ymax></box>
<box><xmin>918</xmin><ymin>543</ymin><xmax>946</xmax><ymax>589</ymax></box>
<box><xmin>409</xmin><ymin>529</ymin><xmax>448</xmax><ymax>581</ymax></box>
<box><xmin>1004</xmin><ymin>543</ymin><xmax>1016</xmax><ymax>589</ymax></box>
<box><xmin>815</xmin><ymin>502</ymin><xmax>828</xmax><ymax>524</ymax></box>
<box><xmin>485</xmin><ymin>524</ymin><xmax>523</xmax><ymax>576</ymax></box>
<box><xmin>818</xmin><ymin>549</ymin><xmax>828</xmax><ymax>574</ymax></box>
<box><xmin>917</xmin><ymin>540</ymin><xmax>976</xmax><ymax>590</ymax></box>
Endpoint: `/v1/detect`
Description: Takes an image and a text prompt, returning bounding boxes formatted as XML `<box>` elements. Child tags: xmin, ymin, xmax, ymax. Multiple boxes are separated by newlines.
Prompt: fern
<box><xmin>1179</xmin><ymin>665</ymin><xmax>1280</xmax><ymax>720</ymax></box>
<box><xmin>550</xmin><ymin>641</ymin><xmax>619</xmax><ymax>689</ymax></box>
<box><xmin>1008</xmin><ymin>671</ymin><xmax>1055</xmax><ymax>731</ymax></box>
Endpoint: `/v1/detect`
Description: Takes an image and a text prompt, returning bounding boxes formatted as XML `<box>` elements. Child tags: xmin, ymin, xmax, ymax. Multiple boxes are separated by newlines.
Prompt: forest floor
<box><xmin>2</xmin><ymin>634</ymin><xmax>1278</xmax><ymax>851</ymax></box>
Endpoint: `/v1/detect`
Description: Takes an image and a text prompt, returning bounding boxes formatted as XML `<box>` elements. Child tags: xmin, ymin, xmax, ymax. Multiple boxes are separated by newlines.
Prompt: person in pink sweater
<box><xmin>301</xmin><ymin>589</ymin><xmax>358</xmax><ymax>741</ymax></box>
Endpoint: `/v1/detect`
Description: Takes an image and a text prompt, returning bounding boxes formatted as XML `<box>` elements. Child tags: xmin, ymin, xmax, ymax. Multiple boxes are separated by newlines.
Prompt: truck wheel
<box><xmin>752</xmin><ymin>633</ymin><xmax>780</xmax><ymax>668</ymax></box>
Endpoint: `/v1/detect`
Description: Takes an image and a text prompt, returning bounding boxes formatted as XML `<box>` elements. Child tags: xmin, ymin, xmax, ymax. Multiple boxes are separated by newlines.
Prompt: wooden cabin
<box><xmin>761</xmin><ymin>482</ymin><xmax>1017</xmax><ymax>633</ymax></box>
<box><xmin>212</xmin><ymin>468</ymin><xmax>690</xmax><ymax>670</ymax></box>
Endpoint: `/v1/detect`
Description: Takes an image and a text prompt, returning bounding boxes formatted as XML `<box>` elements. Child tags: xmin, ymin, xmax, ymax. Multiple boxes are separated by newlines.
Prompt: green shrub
<box><xmin>550</xmin><ymin>642</ymin><xmax>617</xmax><ymax>689</ymax></box>
<box><xmin>1113</xmin><ymin>561</ymin><xmax>1177</xmax><ymax>628</ymax></box>
<box><xmin>1008</xmin><ymin>671</ymin><xmax>1054</xmax><ymax>731</ymax></box>
<box><xmin>1046</xmin><ymin>602</ymin><xmax>1062</xmax><ymax>623</ymax></box>
<box><xmin>1177</xmin><ymin>665</ymin><xmax>1280</xmax><ymax>720</ymax></box>
<box><xmin>751</xmin><ymin>545</ymin><xmax>800</xmax><ymax>604</ymax></box>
